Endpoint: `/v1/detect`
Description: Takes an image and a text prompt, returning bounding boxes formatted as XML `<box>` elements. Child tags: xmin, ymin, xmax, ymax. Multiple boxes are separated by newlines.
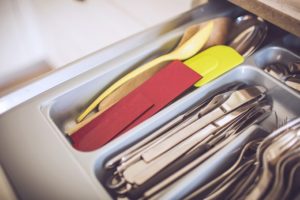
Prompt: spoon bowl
<box><xmin>228</xmin><ymin>15</ymin><xmax>268</xmax><ymax>57</ymax></box>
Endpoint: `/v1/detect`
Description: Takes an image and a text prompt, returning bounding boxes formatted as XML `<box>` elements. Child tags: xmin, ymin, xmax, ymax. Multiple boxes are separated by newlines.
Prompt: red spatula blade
<box><xmin>123</xmin><ymin>60</ymin><xmax>202</xmax><ymax>132</ymax></box>
<box><xmin>71</xmin><ymin>60</ymin><xmax>202</xmax><ymax>151</ymax></box>
<box><xmin>71</xmin><ymin>92</ymin><xmax>154</xmax><ymax>151</ymax></box>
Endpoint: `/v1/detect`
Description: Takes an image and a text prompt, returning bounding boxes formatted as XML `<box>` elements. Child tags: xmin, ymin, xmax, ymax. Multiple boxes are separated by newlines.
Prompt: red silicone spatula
<box><xmin>71</xmin><ymin>60</ymin><xmax>201</xmax><ymax>151</ymax></box>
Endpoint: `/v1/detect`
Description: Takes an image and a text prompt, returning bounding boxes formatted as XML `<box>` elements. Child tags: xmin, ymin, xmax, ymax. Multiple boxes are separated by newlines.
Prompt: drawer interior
<box><xmin>1</xmin><ymin>1</ymin><xmax>299</xmax><ymax>199</ymax></box>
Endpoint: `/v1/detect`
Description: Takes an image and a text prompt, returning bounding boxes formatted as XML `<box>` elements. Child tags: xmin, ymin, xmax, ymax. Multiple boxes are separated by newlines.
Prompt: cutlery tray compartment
<box><xmin>253</xmin><ymin>46</ymin><xmax>300</xmax><ymax>93</ymax></box>
<box><xmin>254</xmin><ymin>47</ymin><xmax>300</xmax><ymax>68</ymax></box>
<box><xmin>156</xmin><ymin>125</ymin><xmax>269</xmax><ymax>199</ymax></box>
<box><xmin>47</xmin><ymin>3</ymin><xmax>243</xmax><ymax>140</ymax></box>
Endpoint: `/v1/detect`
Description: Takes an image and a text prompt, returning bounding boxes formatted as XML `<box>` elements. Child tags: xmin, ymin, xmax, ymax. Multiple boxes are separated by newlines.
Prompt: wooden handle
<box><xmin>98</xmin><ymin>62</ymin><xmax>167</xmax><ymax>111</ymax></box>
<box><xmin>97</xmin><ymin>19</ymin><xmax>231</xmax><ymax>113</ymax></box>
<box><xmin>76</xmin><ymin>55</ymin><xmax>167</xmax><ymax>122</ymax></box>
<box><xmin>66</xmin><ymin>63</ymin><xmax>167</xmax><ymax>135</ymax></box>
<box><xmin>177</xmin><ymin>17</ymin><xmax>232</xmax><ymax>50</ymax></box>
<box><xmin>76</xmin><ymin>21</ymin><xmax>214</xmax><ymax>123</ymax></box>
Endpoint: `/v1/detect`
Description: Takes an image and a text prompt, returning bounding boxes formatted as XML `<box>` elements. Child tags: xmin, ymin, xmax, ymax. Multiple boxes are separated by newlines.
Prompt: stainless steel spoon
<box><xmin>227</xmin><ymin>15</ymin><xmax>268</xmax><ymax>57</ymax></box>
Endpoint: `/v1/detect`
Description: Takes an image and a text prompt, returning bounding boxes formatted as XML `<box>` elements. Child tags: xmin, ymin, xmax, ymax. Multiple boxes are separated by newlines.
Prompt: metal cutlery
<box><xmin>105</xmin><ymin>83</ymin><xmax>245</xmax><ymax>170</ymax></box>
<box><xmin>109</xmin><ymin>85</ymin><xmax>264</xmax><ymax>173</ymax></box>
<box><xmin>264</xmin><ymin>61</ymin><xmax>300</xmax><ymax>92</ymax></box>
<box><xmin>104</xmin><ymin>84</ymin><xmax>271</xmax><ymax>199</ymax></box>
<box><xmin>184</xmin><ymin>118</ymin><xmax>300</xmax><ymax>200</ymax></box>
<box><xmin>142</xmin><ymin>104</ymin><xmax>270</xmax><ymax>199</ymax></box>
<box><xmin>227</xmin><ymin>15</ymin><xmax>268</xmax><ymax>57</ymax></box>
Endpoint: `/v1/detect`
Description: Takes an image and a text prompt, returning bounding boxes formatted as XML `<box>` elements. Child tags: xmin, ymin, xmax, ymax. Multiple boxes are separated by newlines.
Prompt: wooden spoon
<box><xmin>76</xmin><ymin>21</ymin><xmax>214</xmax><ymax>123</ymax></box>
<box><xmin>177</xmin><ymin>17</ymin><xmax>231</xmax><ymax>49</ymax></box>
<box><xmin>97</xmin><ymin>62</ymin><xmax>167</xmax><ymax>112</ymax></box>
<box><xmin>67</xmin><ymin>17</ymin><xmax>231</xmax><ymax>135</ymax></box>
<box><xmin>64</xmin><ymin>63</ymin><xmax>166</xmax><ymax>134</ymax></box>
<box><xmin>98</xmin><ymin>17</ymin><xmax>232</xmax><ymax>112</ymax></box>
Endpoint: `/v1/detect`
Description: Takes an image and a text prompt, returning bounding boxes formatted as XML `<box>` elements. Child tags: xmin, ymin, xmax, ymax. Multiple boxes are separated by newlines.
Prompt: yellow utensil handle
<box><xmin>76</xmin><ymin>21</ymin><xmax>214</xmax><ymax>122</ymax></box>
<box><xmin>76</xmin><ymin>55</ymin><xmax>169</xmax><ymax>122</ymax></box>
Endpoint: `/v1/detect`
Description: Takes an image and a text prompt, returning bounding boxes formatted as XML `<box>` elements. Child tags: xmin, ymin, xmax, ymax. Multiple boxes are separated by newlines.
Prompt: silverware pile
<box><xmin>104</xmin><ymin>84</ymin><xmax>272</xmax><ymax>199</ymax></box>
<box><xmin>186</xmin><ymin>118</ymin><xmax>300</xmax><ymax>200</ymax></box>
<box><xmin>227</xmin><ymin>15</ymin><xmax>268</xmax><ymax>58</ymax></box>
<box><xmin>264</xmin><ymin>61</ymin><xmax>300</xmax><ymax>92</ymax></box>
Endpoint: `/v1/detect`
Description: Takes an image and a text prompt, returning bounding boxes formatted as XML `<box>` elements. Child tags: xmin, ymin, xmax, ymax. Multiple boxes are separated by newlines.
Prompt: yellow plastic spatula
<box><xmin>184</xmin><ymin>45</ymin><xmax>244</xmax><ymax>87</ymax></box>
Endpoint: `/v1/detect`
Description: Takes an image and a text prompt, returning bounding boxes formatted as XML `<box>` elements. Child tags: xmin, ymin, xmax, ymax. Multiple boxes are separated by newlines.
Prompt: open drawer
<box><xmin>0</xmin><ymin>1</ymin><xmax>299</xmax><ymax>199</ymax></box>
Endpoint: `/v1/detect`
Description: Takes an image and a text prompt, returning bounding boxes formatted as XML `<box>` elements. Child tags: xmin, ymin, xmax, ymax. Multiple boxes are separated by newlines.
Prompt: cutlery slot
<box><xmin>49</xmin><ymin>38</ymin><xmax>184</xmax><ymax>133</ymax></box>
<box><xmin>94</xmin><ymin>65</ymin><xmax>300</xmax><ymax>199</ymax></box>
<box><xmin>254</xmin><ymin>47</ymin><xmax>300</xmax><ymax>68</ymax></box>
<box><xmin>159</xmin><ymin>125</ymin><xmax>269</xmax><ymax>199</ymax></box>
<box><xmin>47</xmin><ymin>4</ymin><xmax>244</xmax><ymax>150</ymax></box>
<box><xmin>252</xmin><ymin>46</ymin><xmax>300</xmax><ymax>94</ymax></box>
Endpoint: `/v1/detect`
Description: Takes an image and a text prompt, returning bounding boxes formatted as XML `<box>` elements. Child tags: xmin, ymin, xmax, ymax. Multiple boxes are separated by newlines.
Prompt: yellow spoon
<box><xmin>76</xmin><ymin>21</ymin><xmax>214</xmax><ymax>123</ymax></box>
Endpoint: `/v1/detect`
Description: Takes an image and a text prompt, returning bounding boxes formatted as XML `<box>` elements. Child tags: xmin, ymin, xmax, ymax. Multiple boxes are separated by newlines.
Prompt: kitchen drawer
<box><xmin>0</xmin><ymin>1</ymin><xmax>299</xmax><ymax>199</ymax></box>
